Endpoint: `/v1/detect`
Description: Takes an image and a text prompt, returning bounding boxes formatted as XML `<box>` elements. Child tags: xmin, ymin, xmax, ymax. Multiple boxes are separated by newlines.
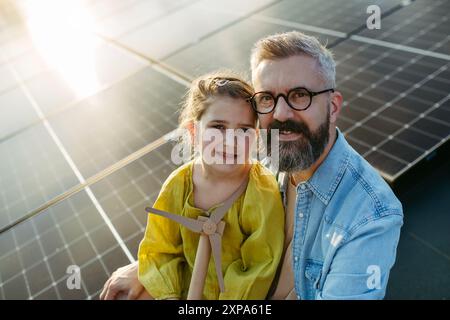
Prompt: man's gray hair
<box><xmin>250</xmin><ymin>31</ymin><xmax>336</xmax><ymax>88</ymax></box>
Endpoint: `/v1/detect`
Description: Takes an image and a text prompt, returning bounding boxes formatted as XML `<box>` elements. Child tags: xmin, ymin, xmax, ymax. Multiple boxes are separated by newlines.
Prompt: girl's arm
<box><xmin>219</xmin><ymin>174</ymin><xmax>285</xmax><ymax>300</ymax></box>
<box><xmin>138</xmin><ymin>172</ymin><xmax>187</xmax><ymax>300</ymax></box>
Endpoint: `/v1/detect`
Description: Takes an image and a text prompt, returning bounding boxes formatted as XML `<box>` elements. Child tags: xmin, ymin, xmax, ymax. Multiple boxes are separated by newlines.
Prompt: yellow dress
<box><xmin>138</xmin><ymin>160</ymin><xmax>285</xmax><ymax>300</ymax></box>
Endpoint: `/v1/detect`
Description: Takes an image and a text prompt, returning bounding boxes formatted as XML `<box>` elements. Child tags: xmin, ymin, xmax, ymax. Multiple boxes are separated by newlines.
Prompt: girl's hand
<box><xmin>100</xmin><ymin>261</ymin><xmax>150</xmax><ymax>300</ymax></box>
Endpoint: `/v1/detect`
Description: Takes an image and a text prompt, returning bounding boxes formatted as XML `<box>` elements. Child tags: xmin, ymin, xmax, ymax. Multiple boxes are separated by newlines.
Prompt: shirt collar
<box><xmin>303</xmin><ymin>128</ymin><xmax>350</xmax><ymax>205</ymax></box>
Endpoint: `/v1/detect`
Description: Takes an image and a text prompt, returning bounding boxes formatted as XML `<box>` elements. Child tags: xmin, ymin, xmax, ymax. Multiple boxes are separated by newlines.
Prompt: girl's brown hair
<box><xmin>178</xmin><ymin>70</ymin><xmax>255</xmax><ymax>130</ymax></box>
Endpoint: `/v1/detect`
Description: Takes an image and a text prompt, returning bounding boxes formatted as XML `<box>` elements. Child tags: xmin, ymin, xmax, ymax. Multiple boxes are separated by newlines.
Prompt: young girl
<box><xmin>138</xmin><ymin>70</ymin><xmax>284</xmax><ymax>300</ymax></box>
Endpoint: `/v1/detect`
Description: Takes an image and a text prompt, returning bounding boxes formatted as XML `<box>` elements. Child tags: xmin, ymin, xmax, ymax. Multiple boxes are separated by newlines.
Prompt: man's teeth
<box><xmin>281</xmin><ymin>130</ymin><xmax>292</xmax><ymax>134</ymax></box>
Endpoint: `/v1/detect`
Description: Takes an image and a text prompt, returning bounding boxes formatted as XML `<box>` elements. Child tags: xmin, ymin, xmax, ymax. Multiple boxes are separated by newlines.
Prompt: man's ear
<box><xmin>329</xmin><ymin>91</ymin><xmax>343</xmax><ymax>124</ymax></box>
<box><xmin>185</xmin><ymin>121</ymin><xmax>196</xmax><ymax>144</ymax></box>
<box><xmin>253</xmin><ymin>127</ymin><xmax>260</xmax><ymax>147</ymax></box>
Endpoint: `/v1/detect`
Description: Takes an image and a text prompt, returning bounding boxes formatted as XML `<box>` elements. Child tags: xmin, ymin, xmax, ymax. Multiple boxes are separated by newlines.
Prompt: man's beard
<box><xmin>267</xmin><ymin>109</ymin><xmax>330</xmax><ymax>173</ymax></box>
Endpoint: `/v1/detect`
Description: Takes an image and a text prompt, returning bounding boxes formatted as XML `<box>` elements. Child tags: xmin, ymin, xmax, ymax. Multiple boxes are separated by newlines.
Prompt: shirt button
<box><xmin>298</xmin><ymin>212</ymin><xmax>304</xmax><ymax>218</ymax></box>
<box><xmin>300</xmin><ymin>184</ymin><xmax>306</xmax><ymax>190</ymax></box>
<box><xmin>297</xmin><ymin>295</ymin><xmax>300</xmax><ymax>300</ymax></box>
<box><xmin>294</xmin><ymin>256</ymin><xmax>298</xmax><ymax>262</ymax></box>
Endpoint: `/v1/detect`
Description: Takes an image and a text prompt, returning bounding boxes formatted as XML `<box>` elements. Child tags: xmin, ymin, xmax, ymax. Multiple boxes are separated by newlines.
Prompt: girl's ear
<box><xmin>254</xmin><ymin>123</ymin><xmax>260</xmax><ymax>143</ymax></box>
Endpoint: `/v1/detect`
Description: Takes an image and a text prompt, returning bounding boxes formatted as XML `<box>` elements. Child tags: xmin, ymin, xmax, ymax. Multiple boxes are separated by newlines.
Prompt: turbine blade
<box><xmin>145</xmin><ymin>207</ymin><xmax>203</xmax><ymax>233</ymax></box>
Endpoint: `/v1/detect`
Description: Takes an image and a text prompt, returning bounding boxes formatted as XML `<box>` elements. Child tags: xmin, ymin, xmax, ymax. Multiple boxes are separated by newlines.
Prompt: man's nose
<box><xmin>273</xmin><ymin>95</ymin><xmax>295</xmax><ymax>122</ymax></box>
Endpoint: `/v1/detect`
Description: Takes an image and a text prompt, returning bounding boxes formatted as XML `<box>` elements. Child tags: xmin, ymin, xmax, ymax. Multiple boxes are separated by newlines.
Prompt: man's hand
<box><xmin>100</xmin><ymin>261</ymin><xmax>150</xmax><ymax>300</ymax></box>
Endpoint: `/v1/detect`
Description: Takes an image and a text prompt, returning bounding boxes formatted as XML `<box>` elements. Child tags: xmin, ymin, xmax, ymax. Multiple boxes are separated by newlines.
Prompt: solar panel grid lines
<box><xmin>92</xmin><ymin>0</ymin><xmax>197</xmax><ymax>39</ymax></box>
<box><xmin>343</xmin><ymin>63</ymin><xmax>448</xmax><ymax>134</ymax></box>
<box><xmin>5</xmin><ymin>56</ymin><xmax>137</xmax><ymax>264</ymax></box>
<box><xmin>258</xmin><ymin>0</ymin><xmax>450</xmax><ymax>62</ymax></box>
<box><xmin>386</xmin><ymin>95</ymin><xmax>450</xmax><ymax>179</ymax></box>
<box><xmin>328</xmin><ymin>40</ymin><xmax>449</xmax><ymax>179</ymax></box>
<box><xmin>0</xmin><ymin>37</ymin><xmax>150</xmax><ymax>138</ymax></box>
<box><xmin>0</xmin><ymin>143</ymin><xmax>174</xmax><ymax>254</ymax></box>
<box><xmin>0</xmin><ymin>125</ymin><xmax>80</xmax><ymax>230</ymax></box>
<box><xmin>253</xmin><ymin>0</ymin><xmax>405</xmax><ymax>34</ymax></box>
<box><xmin>0</xmin><ymin>192</ymin><xmax>143</xmax><ymax>299</ymax></box>
<box><xmin>22</xmin><ymin>149</ymin><xmax>178</xmax><ymax>299</ymax></box>
<box><xmin>116</xmin><ymin>0</ymin><xmax>282</xmax><ymax>61</ymax></box>
<box><xmin>357</xmin><ymin>0</ymin><xmax>450</xmax><ymax>55</ymax></box>
<box><xmin>28</xmin><ymin>239</ymin><xmax>121</xmax><ymax>300</ymax></box>
<box><xmin>163</xmin><ymin>17</ymin><xmax>341</xmax><ymax>80</ymax></box>
<box><xmin>0</xmin><ymin>71</ymin><xmax>155</xmax><ymax>151</ymax></box>
<box><xmin>0</xmin><ymin>67</ymin><xmax>187</xmax><ymax>231</ymax></box>
<box><xmin>350</xmin><ymin>35</ymin><xmax>450</xmax><ymax>62</ymax></box>
<box><xmin>250</xmin><ymin>15</ymin><xmax>348</xmax><ymax>38</ymax></box>
<box><xmin>0</xmin><ymin>127</ymin><xmax>176</xmax><ymax>239</ymax></box>
<box><xmin>342</xmin><ymin>107</ymin><xmax>446</xmax><ymax>175</ymax></box>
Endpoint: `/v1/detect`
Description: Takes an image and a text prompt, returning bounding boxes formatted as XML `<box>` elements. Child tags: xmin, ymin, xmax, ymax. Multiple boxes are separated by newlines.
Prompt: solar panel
<box><xmin>0</xmin><ymin>124</ymin><xmax>79</xmax><ymax>230</ymax></box>
<box><xmin>356</xmin><ymin>0</ymin><xmax>450</xmax><ymax>55</ymax></box>
<box><xmin>254</xmin><ymin>0</ymin><xmax>403</xmax><ymax>34</ymax></box>
<box><xmin>0</xmin><ymin>39</ymin><xmax>147</xmax><ymax>143</ymax></box>
<box><xmin>0</xmin><ymin>86</ymin><xmax>39</xmax><ymax>139</ymax></box>
<box><xmin>164</xmin><ymin>17</ymin><xmax>340</xmax><ymax>78</ymax></box>
<box><xmin>331</xmin><ymin>40</ymin><xmax>449</xmax><ymax>181</ymax></box>
<box><xmin>0</xmin><ymin>66</ymin><xmax>187</xmax><ymax>232</ymax></box>
<box><xmin>94</xmin><ymin>0</ymin><xmax>193</xmax><ymax>38</ymax></box>
<box><xmin>0</xmin><ymin>143</ymin><xmax>175</xmax><ymax>300</ymax></box>
<box><xmin>1</xmin><ymin>189</ymin><xmax>115</xmax><ymax>299</ymax></box>
<box><xmin>47</xmin><ymin>67</ymin><xmax>186</xmax><ymax>177</ymax></box>
<box><xmin>0</xmin><ymin>0</ymin><xmax>449</xmax><ymax>300</ymax></box>
<box><xmin>20</xmin><ymin>42</ymin><xmax>147</xmax><ymax>115</ymax></box>
<box><xmin>118</xmin><ymin>0</ymin><xmax>279</xmax><ymax>60</ymax></box>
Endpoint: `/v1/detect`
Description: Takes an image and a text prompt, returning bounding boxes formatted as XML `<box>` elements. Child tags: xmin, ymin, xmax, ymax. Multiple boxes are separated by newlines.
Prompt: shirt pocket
<box><xmin>304</xmin><ymin>260</ymin><xmax>323</xmax><ymax>300</ymax></box>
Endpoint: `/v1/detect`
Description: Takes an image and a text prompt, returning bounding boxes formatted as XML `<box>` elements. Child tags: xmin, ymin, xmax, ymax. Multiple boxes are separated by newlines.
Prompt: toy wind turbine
<box><xmin>145</xmin><ymin>177</ymin><xmax>248</xmax><ymax>300</ymax></box>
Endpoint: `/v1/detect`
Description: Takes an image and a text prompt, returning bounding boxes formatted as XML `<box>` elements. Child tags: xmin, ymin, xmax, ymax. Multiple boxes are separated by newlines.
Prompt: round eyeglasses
<box><xmin>249</xmin><ymin>87</ymin><xmax>335</xmax><ymax>114</ymax></box>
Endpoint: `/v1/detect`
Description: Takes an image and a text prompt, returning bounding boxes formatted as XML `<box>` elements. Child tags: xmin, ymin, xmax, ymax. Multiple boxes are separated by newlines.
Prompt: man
<box><xmin>100</xmin><ymin>31</ymin><xmax>403</xmax><ymax>300</ymax></box>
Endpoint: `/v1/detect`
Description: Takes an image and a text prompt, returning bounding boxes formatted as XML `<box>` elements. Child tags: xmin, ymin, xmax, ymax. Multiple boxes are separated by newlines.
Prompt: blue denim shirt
<box><xmin>278</xmin><ymin>128</ymin><xmax>403</xmax><ymax>300</ymax></box>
